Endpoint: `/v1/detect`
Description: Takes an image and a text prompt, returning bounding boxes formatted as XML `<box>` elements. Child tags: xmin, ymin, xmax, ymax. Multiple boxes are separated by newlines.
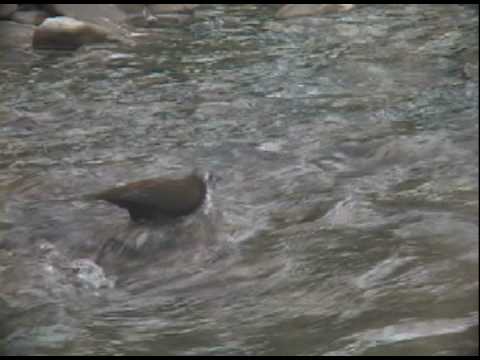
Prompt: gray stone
<box><xmin>11</xmin><ymin>10</ymin><xmax>50</xmax><ymax>26</ymax></box>
<box><xmin>0</xmin><ymin>4</ymin><xmax>17</xmax><ymax>19</ymax></box>
<box><xmin>0</xmin><ymin>21</ymin><xmax>35</xmax><ymax>49</ymax></box>
<box><xmin>116</xmin><ymin>4</ymin><xmax>146</xmax><ymax>16</ymax></box>
<box><xmin>119</xmin><ymin>4</ymin><xmax>196</xmax><ymax>28</ymax></box>
<box><xmin>32</xmin><ymin>17</ymin><xmax>113</xmax><ymax>50</ymax></box>
<box><xmin>144</xmin><ymin>13</ymin><xmax>194</xmax><ymax>27</ymax></box>
<box><xmin>43</xmin><ymin>4</ymin><xmax>130</xmax><ymax>35</ymax></box>
<box><xmin>147</xmin><ymin>4</ymin><xmax>198</xmax><ymax>14</ymax></box>
<box><xmin>276</xmin><ymin>4</ymin><xmax>354</xmax><ymax>19</ymax></box>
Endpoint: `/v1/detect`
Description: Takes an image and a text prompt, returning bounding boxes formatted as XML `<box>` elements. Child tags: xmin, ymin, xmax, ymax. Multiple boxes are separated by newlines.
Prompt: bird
<box><xmin>84</xmin><ymin>169</ymin><xmax>217</xmax><ymax>224</ymax></box>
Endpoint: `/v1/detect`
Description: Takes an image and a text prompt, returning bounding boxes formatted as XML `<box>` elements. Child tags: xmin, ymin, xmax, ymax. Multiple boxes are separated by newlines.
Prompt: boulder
<box><xmin>32</xmin><ymin>17</ymin><xmax>113</xmax><ymax>50</ymax></box>
<box><xmin>43</xmin><ymin>4</ymin><xmax>129</xmax><ymax>35</ymax></box>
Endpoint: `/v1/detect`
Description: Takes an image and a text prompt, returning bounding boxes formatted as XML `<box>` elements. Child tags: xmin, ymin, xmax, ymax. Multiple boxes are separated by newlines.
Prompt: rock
<box><xmin>276</xmin><ymin>4</ymin><xmax>354</xmax><ymax>19</ymax></box>
<box><xmin>0</xmin><ymin>21</ymin><xmax>35</xmax><ymax>49</ymax></box>
<box><xmin>32</xmin><ymin>17</ymin><xmax>114</xmax><ymax>50</ymax></box>
<box><xmin>115</xmin><ymin>4</ymin><xmax>147</xmax><ymax>27</ymax></box>
<box><xmin>0</xmin><ymin>4</ymin><xmax>17</xmax><ymax>19</ymax></box>
<box><xmin>147</xmin><ymin>4</ymin><xmax>198</xmax><ymax>14</ymax></box>
<box><xmin>43</xmin><ymin>4</ymin><xmax>129</xmax><ymax>35</ymax></box>
<box><xmin>116</xmin><ymin>4</ymin><xmax>194</xmax><ymax>27</ymax></box>
<box><xmin>10</xmin><ymin>10</ymin><xmax>50</xmax><ymax>26</ymax></box>
<box><xmin>116</xmin><ymin>4</ymin><xmax>147</xmax><ymax>16</ymax></box>
<box><xmin>143</xmin><ymin>13</ymin><xmax>194</xmax><ymax>27</ymax></box>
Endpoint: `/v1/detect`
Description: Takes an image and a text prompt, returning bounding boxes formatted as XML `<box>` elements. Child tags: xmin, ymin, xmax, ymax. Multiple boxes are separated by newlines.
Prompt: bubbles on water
<box><xmin>70</xmin><ymin>258</ymin><xmax>115</xmax><ymax>290</ymax></box>
<box><xmin>257</xmin><ymin>141</ymin><xmax>284</xmax><ymax>153</ymax></box>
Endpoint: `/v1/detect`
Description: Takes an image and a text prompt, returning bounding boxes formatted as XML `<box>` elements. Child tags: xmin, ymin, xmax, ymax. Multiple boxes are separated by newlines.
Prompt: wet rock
<box><xmin>147</xmin><ymin>4</ymin><xmax>198</xmax><ymax>14</ymax></box>
<box><xmin>0</xmin><ymin>4</ymin><xmax>17</xmax><ymax>19</ymax></box>
<box><xmin>0</xmin><ymin>21</ymin><xmax>35</xmax><ymax>49</ymax></box>
<box><xmin>116</xmin><ymin>4</ymin><xmax>146</xmax><ymax>15</ymax></box>
<box><xmin>43</xmin><ymin>4</ymin><xmax>129</xmax><ymax>36</ymax></box>
<box><xmin>115</xmin><ymin>5</ymin><xmax>149</xmax><ymax>27</ymax></box>
<box><xmin>144</xmin><ymin>13</ymin><xmax>194</xmax><ymax>27</ymax></box>
<box><xmin>123</xmin><ymin>4</ymin><xmax>197</xmax><ymax>27</ymax></box>
<box><xmin>32</xmin><ymin>17</ymin><xmax>117</xmax><ymax>50</ymax></box>
<box><xmin>10</xmin><ymin>10</ymin><xmax>50</xmax><ymax>26</ymax></box>
<box><xmin>276</xmin><ymin>4</ymin><xmax>354</xmax><ymax>19</ymax></box>
<box><xmin>120</xmin><ymin>4</ymin><xmax>199</xmax><ymax>25</ymax></box>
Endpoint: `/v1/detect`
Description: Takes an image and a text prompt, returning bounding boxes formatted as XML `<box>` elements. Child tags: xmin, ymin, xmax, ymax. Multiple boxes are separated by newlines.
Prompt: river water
<box><xmin>0</xmin><ymin>4</ymin><xmax>478</xmax><ymax>356</ymax></box>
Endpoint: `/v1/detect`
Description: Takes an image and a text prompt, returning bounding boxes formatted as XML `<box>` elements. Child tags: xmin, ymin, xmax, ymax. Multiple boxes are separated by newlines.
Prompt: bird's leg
<box><xmin>94</xmin><ymin>235</ymin><xmax>115</xmax><ymax>264</ymax></box>
<box><xmin>93</xmin><ymin>222</ymin><xmax>137</xmax><ymax>264</ymax></box>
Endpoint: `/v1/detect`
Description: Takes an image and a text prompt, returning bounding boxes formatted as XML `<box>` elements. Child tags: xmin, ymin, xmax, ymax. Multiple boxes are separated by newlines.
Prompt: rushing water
<box><xmin>0</xmin><ymin>4</ymin><xmax>478</xmax><ymax>356</ymax></box>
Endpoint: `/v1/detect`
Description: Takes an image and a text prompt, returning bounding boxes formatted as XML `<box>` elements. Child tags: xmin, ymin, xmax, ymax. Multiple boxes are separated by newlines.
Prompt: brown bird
<box><xmin>85</xmin><ymin>169</ymin><xmax>217</xmax><ymax>223</ymax></box>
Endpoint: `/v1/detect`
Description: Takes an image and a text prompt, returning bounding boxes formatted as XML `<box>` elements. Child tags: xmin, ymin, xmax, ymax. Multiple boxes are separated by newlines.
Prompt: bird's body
<box><xmin>86</xmin><ymin>170</ymin><xmax>212</xmax><ymax>223</ymax></box>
